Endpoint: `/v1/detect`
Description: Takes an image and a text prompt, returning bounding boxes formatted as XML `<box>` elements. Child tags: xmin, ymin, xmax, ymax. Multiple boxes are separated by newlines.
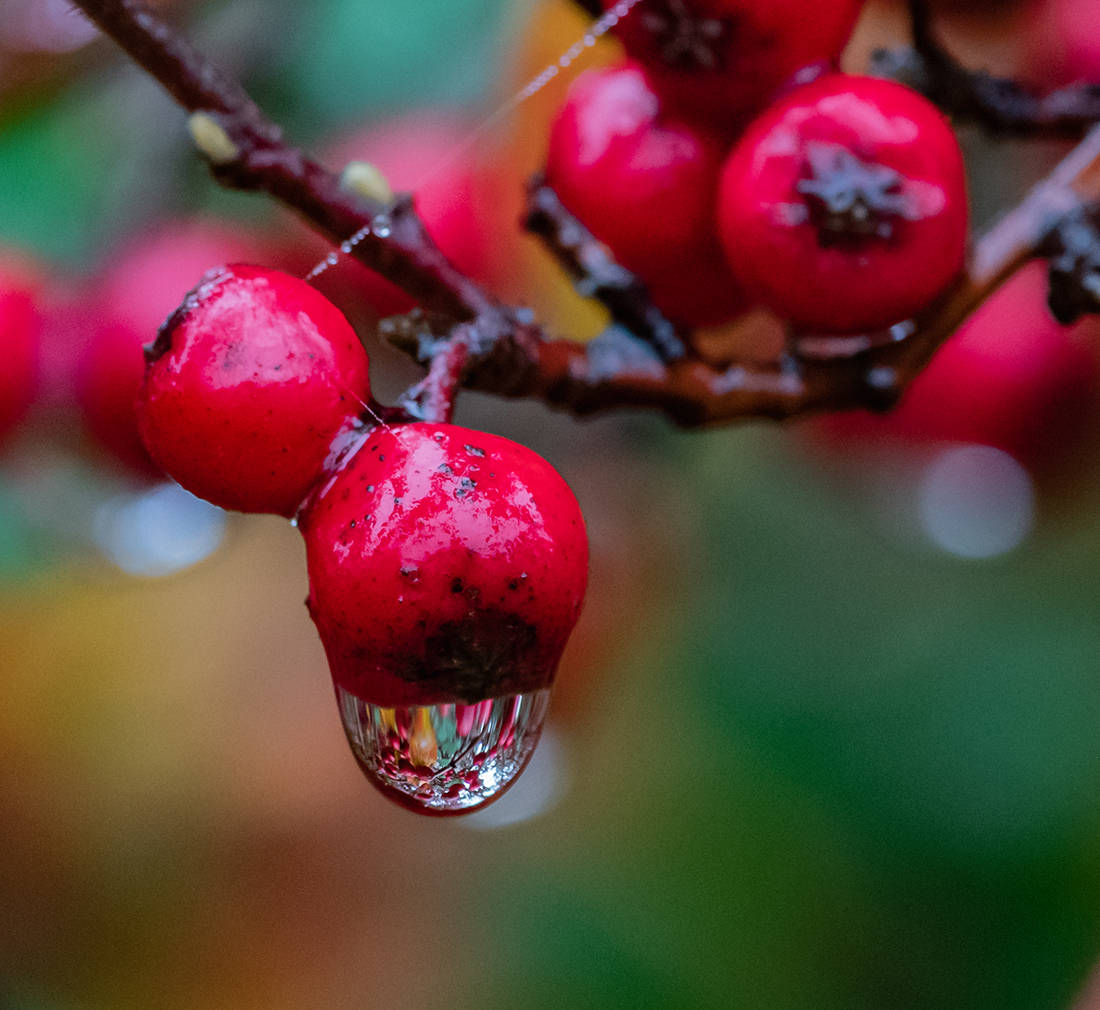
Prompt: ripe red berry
<box><xmin>0</xmin><ymin>261</ymin><xmax>40</xmax><ymax>444</ymax></box>
<box><xmin>603</xmin><ymin>0</ymin><xmax>864</xmax><ymax>128</ymax></box>
<box><xmin>299</xmin><ymin>422</ymin><xmax>588</xmax><ymax>814</ymax></box>
<box><xmin>893</xmin><ymin>261</ymin><xmax>1100</xmax><ymax>473</ymax></box>
<box><xmin>78</xmin><ymin>221</ymin><xmax>258</xmax><ymax>477</ymax></box>
<box><xmin>314</xmin><ymin>112</ymin><xmax>522</xmax><ymax>318</ymax></box>
<box><xmin>137</xmin><ymin>264</ymin><xmax>371</xmax><ymax>517</ymax></box>
<box><xmin>717</xmin><ymin>73</ymin><xmax>968</xmax><ymax>335</ymax></box>
<box><xmin>810</xmin><ymin>262</ymin><xmax>1100</xmax><ymax>479</ymax></box>
<box><xmin>546</xmin><ymin>62</ymin><xmax>748</xmax><ymax>327</ymax></box>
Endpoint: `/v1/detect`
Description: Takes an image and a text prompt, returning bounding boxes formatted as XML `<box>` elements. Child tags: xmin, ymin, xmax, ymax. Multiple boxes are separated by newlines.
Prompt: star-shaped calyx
<box><xmin>796</xmin><ymin>142</ymin><xmax>915</xmax><ymax>248</ymax></box>
<box><xmin>639</xmin><ymin>0</ymin><xmax>727</xmax><ymax>70</ymax></box>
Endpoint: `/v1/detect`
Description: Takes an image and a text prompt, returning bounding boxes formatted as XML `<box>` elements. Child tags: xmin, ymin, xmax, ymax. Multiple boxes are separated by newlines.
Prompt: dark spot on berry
<box><xmin>451</xmin><ymin>577</ymin><xmax>464</xmax><ymax>594</ymax></box>
<box><xmin>464</xmin><ymin>445</ymin><xmax>485</xmax><ymax>457</ymax></box>
<box><xmin>378</xmin><ymin>454</ymin><xmax>385</xmax><ymax>461</ymax></box>
<box><xmin>437</xmin><ymin>463</ymin><xmax>454</xmax><ymax>475</ymax></box>
<box><xmin>349</xmin><ymin>520</ymin><xmax>356</xmax><ymax>528</ymax></box>
<box><xmin>508</xmin><ymin>580</ymin><xmax>518</xmax><ymax>590</ymax></box>
<box><xmin>389</xmin><ymin>609</ymin><xmax>543</xmax><ymax>703</ymax></box>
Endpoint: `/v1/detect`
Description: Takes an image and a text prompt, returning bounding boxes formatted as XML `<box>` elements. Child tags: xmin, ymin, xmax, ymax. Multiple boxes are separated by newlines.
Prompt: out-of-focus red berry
<box><xmin>546</xmin><ymin>62</ymin><xmax>748</xmax><ymax>327</ymax></box>
<box><xmin>0</xmin><ymin>260</ymin><xmax>41</xmax><ymax>444</ymax></box>
<box><xmin>317</xmin><ymin>113</ymin><xmax>519</xmax><ymax>317</ymax></box>
<box><xmin>1022</xmin><ymin>0</ymin><xmax>1100</xmax><ymax>92</ymax></box>
<box><xmin>812</xmin><ymin>262</ymin><xmax>1100</xmax><ymax>476</ymax></box>
<box><xmin>717</xmin><ymin>74</ymin><xmax>968</xmax><ymax>335</ymax></box>
<box><xmin>78</xmin><ymin>221</ymin><xmax>258</xmax><ymax>477</ymax></box>
<box><xmin>299</xmin><ymin>422</ymin><xmax>589</xmax><ymax>709</ymax></box>
<box><xmin>602</xmin><ymin>0</ymin><xmax>864</xmax><ymax>129</ymax></box>
<box><xmin>138</xmin><ymin>265</ymin><xmax>371</xmax><ymax>517</ymax></box>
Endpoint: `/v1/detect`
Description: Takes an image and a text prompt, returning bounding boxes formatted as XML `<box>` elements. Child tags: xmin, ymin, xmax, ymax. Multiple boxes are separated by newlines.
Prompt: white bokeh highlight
<box><xmin>918</xmin><ymin>444</ymin><xmax>1034</xmax><ymax>559</ymax></box>
<box><xmin>93</xmin><ymin>482</ymin><xmax>227</xmax><ymax>577</ymax></box>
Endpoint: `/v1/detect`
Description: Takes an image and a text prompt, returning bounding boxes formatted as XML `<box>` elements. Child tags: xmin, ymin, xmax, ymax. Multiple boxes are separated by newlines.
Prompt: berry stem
<box><xmin>398</xmin><ymin>334</ymin><xmax>470</xmax><ymax>424</ymax></box>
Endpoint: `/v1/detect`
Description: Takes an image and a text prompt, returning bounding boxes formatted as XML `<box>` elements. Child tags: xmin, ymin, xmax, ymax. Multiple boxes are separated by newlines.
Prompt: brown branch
<box><xmin>70</xmin><ymin>0</ymin><xmax>1100</xmax><ymax>427</ymax></box>
<box><xmin>524</xmin><ymin>176</ymin><xmax>687</xmax><ymax>362</ymax></box>
<box><xmin>71</xmin><ymin>0</ymin><xmax>501</xmax><ymax>325</ymax></box>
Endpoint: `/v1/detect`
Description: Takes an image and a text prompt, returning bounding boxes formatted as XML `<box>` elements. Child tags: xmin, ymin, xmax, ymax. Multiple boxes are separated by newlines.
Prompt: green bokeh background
<box><xmin>3</xmin><ymin>1</ymin><xmax>1100</xmax><ymax>1008</ymax></box>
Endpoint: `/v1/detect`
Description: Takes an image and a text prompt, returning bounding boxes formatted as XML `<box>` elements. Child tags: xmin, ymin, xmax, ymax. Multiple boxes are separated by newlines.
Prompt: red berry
<box><xmin>299</xmin><ymin>422</ymin><xmax>589</xmax><ymax>710</ymax></box>
<box><xmin>810</xmin><ymin>262</ymin><xmax>1100</xmax><ymax>478</ymax></box>
<box><xmin>1023</xmin><ymin>0</ymin><xmax>1100</xmax><ymax>93</ymax></box>
<box><xmin>137</xmin><ymin>265</ymin><xmax>371</xmax><ymax>517</ymax></box>
<box><xmin>78</xmin><ymin>221</ymin><xmax>258</xmax><ymax>477</ymax></box>
<box><xmin>0</xmin><ymin>261</ymin><xmax>40</xmax><ymax>444</ymax></box>
<box><xmin>717</xmin><ymin>74</ymin><xmax>968</xmax><ymax>335</ymax></box>
<box><xmin>546</xmin><ymin>62</ymin><xmax>748</xmax><ymax>327</ymax></box>
<box><xmin>892</xmin><ymin>261</ymin><xmax>1100</xmax><ymax>473</ymax></box>
<box><xmin>603</xmin><ymin>0</ymin><xmax>864</xmax><ymax>128</ymax></box>
<box><xmin>317</xmin><ymin>112</ymin><xmax>521</xmax><ymax>318</ymax></box>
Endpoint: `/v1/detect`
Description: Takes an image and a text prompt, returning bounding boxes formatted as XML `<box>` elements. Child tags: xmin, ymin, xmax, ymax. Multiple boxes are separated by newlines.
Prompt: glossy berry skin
<box><xmin>300</xmin><ymin>423</ymin><xmax>589</xmax><ymax>709</ymax></box>
<box><xmin>78</xmin><ymin>222</ymin><xmax>257</xmax><ymax>477</ymax></box>
<box><xmin>546</xmin><ymin>63</ymin><xmax>747</xmax><ymax>328</ymax></box>
<box><xmin>603</xmin><ymin>0</ymin><xmax>864</xmax><ymax>128</ymax></box>
<box><xmin>0</xmin><ymin>264</ymin><xmax>40</xmax><ymax>443</ymax></box>
<box><xmin>718</xmin><ymin>74</ymin><xmax>968</xmax><ymax>335</ymax></box>
<box><xmin>138</xmin><ymin>265</ymin><xmax>371</xmax><ymax>517</ymax></box>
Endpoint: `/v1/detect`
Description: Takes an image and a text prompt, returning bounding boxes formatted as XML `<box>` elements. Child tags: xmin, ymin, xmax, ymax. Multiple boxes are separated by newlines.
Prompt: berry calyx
<box><xmin>717</xmin><ymin>74</ymin><xmax>968</xmax><ymax>335</ymax></box>
<box><xmin>603</xmin><ymin>0</ymin><xmax>864</xmax><ymax>128</ymax></box>
<box><xmin>299</xmin><ymin>422</ymin><xmax>589</xmax><ymax>709</ymax></box>
<box><xmin>546</xmin><ymin>62</ymin><xmax>748</xmax><ymax>328</ymax></box>
<box><xmin>137</xmin><ymin>264</ymin><xmax>371</xmax><ymax>517</ymax></box>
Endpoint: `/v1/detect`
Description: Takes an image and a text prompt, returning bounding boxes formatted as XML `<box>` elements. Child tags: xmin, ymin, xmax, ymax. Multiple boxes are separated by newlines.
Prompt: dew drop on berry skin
<box><xmin>337</xmin><ymin>686</ymin><xmax>551</xmax><ymax>815</ymax></box>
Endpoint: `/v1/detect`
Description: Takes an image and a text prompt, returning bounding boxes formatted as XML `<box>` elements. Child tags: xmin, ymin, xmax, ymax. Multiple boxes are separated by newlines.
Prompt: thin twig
<box><xmin>524</xmin><ymin>177</ymin><xmax>687</xmax><ymax>362</ymax></box>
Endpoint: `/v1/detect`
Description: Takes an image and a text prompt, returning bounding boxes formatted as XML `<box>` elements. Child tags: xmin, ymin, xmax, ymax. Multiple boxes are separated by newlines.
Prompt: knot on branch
<box><xmin>1044</xmin><ymin>205</ymin><xmax>1100</xmax><ymax>324</ymax></box>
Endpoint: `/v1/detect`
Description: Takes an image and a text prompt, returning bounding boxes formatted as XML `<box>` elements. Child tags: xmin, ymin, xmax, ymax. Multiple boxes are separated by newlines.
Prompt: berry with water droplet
<box><xmin>298</xmin><ymin>422</ymin><xmax>588</xmax><ymax>814</ymax></box>
<box><xmin>546</xmin><ymin>61</ymin><xmax>748</xmax><ymax>328</ymax></box>
<box><xmin>717</xmin><ymin>74</ymin><xmax>968</xmax><ymax>335</ymax></box>
<box><xmin>137</xmin><ymin>264</ymin><xmax>371</xmax><ymax>516</ymax></box>
<box><xmin>602</xmin><ymin>0</ymin><xmax>864</xmax><ymax>129</ymax></box>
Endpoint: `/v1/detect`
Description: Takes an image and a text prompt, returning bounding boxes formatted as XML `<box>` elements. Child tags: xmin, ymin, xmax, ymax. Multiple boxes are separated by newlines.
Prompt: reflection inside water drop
<box><xmin>337</xmin><ymin>686</ymin><xmax>550</xmax><ymax>815</ymax></box>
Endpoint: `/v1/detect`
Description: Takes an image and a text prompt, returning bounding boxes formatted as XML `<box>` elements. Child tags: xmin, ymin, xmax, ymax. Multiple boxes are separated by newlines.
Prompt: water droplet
<box><xmin>371</xmin><ymin>214</ymin><xmax>392</xmax><ymax>238</ymax></box>
<box><xmin>337</xmin><ymin>686</ymin><xmax>551</xmax><ymax>814</ymax></box>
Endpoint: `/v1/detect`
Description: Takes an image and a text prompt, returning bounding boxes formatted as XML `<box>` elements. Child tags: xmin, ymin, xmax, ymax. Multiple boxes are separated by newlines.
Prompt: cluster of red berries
<box><xmin>547</xmin><ymin>0</ymin><xmax>968</xmax><ymax>335</ymax></box>
<box><xmin>135</xmin><ymin>265</ymin><xmax>588</xmax><ymax>814</ymax></box>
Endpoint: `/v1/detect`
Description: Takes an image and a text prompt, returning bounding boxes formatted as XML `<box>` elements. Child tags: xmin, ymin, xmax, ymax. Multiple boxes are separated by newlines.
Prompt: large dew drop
<box><xmin>337</xmin><ymin>687</ymin><xmax>551</xmax><ymax>815</ymax></box>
